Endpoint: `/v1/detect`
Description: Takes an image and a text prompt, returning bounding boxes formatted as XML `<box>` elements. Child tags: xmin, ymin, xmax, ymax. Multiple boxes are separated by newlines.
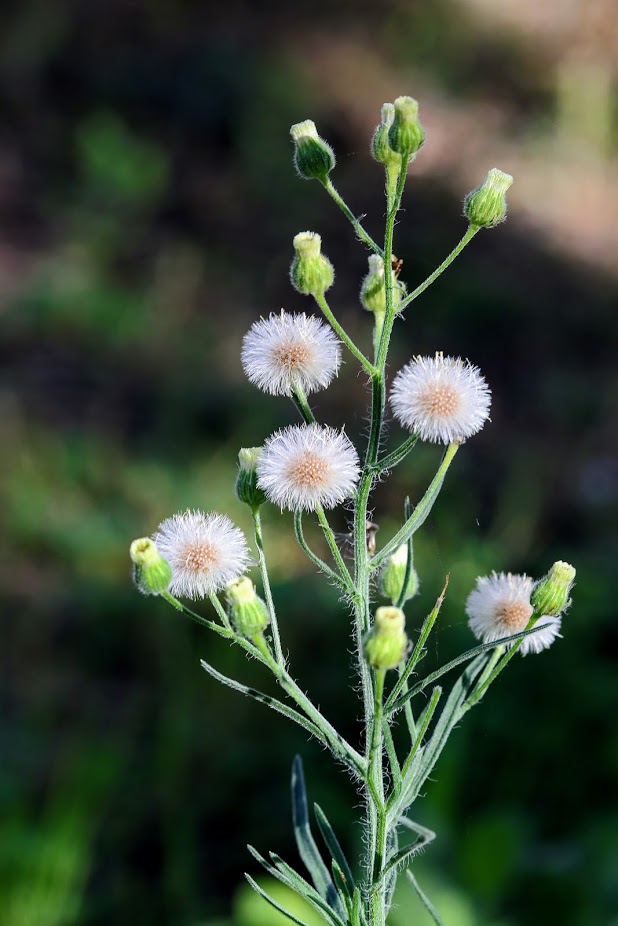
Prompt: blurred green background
<box><xmin>1</xmin><ymin>1</ymin><xmax>617</xmax><ymax>924</ymax></box>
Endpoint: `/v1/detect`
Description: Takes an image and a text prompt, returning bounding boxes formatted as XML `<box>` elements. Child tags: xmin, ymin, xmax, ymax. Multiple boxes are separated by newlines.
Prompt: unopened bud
<box><xmin>365</xmin><ymin>606</ymin><xmax>408</xmax><ymax>670</ymax></box>
<box><xmin>235</xmin><ymin>447</ymin><xmax>267</xmax><ymax>510</ymax></box>
<box><xmin>371</xmin><ymin>103</ymin><xmax>401</xmax><ymax>168</ymax></box>
<box><xmin>531</xmin><ymin>561</ymin><xmax>576</xmax><ymax>617</ymax></box>
<box><xmin>464</xmin><ymin>168</ymin><xmax>513</xmax><ymax>228</ymax></box>
<box><xmin>388</xmin><ymin>97</ymin><xmax>425</xmax><ymax>160</ymax></box>
<box><xmin>290</xmin><ymin>231</ymin><xmax>334</xmax><ymax>296</ymax></box>
<box><xmin>360</xmin><ymin>255</ymin><xmax>405</xmax><ymax>316</ymax></box>
<box><xmin>380</xmin><ymin>543</ymin><xmax>419</xmax><ymax>605</ymax></box>
<box><xmin>130</xmin><ymin>537</ymin><xmax>172</xmax><ymax>596</ymax></box>
<box><xmin>290</xmin><ymin>120</ymin><xmax>335</xmax><ymax>182</ymax></box>
<box><xmin>226</xmin><ymin>576</ymin><xmax>270</xmax><ymax>638</ymax></box>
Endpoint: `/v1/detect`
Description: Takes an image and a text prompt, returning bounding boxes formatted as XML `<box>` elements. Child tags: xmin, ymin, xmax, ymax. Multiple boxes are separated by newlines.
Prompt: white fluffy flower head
<box><xmin>241</xmin><ymin>312</ymin><xmax>341</xmax><ymax>396</ymax></box>
<box><xmin>466</xmin><ymin>571</ymin><xmax>562</xmax><ymax>656</ymax></box>
<box><xmin>257</xmin><ymin>423</ymin><xmax>360</xmax><ymax>511</ymax></box>
<box><xmin>154</xmin><ymin>510</ymin><xmax>250</xmax><ymax>599</ymax></box>
<box><xmin>390</xmin><ymin>353</ymin><xmax>491</xmax><ymax>444</ymax></box>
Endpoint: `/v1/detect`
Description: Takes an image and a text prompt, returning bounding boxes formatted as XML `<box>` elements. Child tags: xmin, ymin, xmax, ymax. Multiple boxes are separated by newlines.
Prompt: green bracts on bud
<box><xmin>235</xmin><ymin>447</ymin><xmax>267</xmax><ymax>510</ymax></box>
<box><xmin>380</xmin><ymin>543</ymin><xmax>419</xmax><ymax>605</ymax></box>
<box><xmin>290</xmin><ymin>231</ymin><xmax>334</xmax><ymax>296</ymax></box>
<box><xmin>365</xmin><ymin>606</ymin><xmax>408</xmax><ymax>670</ymax></box>
<box><xmin>371</xmin><ymin>103</ymin><xmax>401</xmax><ymax>169</ymax></box>
<box><xmin>226</xmin><ymin>577</ymin><xmax>270</xmax><ymax>638</ymax></box>
<box><xmin>388</xmin><ymin>96</ymin><xmax>425</xmax><ymax>160</ymax></box>
<box><xmin>531</xmin><ymin>561</ymin><xmax>576</xmax><ymax>617</ymax></box>
<box><xmin>360</xmin><ymin>255</ymin><xmax>406</xmax><ymax>316</ymax></box>
<box><xmin>130</xmin><ymin>537</ymin><xmax>172</xmax><ymax>596</ymax></box>
<box><xmin>464</xmin><ymin>168</ymin><xmax>513</xmax><ymax>228</ymax></box>
<box><xmin>290</xmin><ymin>120</ymin><xmax>335</xmax><ymax>182</ymax></box>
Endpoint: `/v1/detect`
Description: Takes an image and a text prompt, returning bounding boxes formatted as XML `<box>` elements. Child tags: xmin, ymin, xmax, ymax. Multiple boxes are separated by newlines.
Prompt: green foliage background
<box><xmin>1</xmin><ymin>1</ymin><xmax>617</xmax><ymax>924</ymax></box>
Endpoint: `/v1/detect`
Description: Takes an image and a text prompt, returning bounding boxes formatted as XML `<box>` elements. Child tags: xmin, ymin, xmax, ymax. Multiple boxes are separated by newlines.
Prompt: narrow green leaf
<box><xmin>406</xmin><ymin>871</ymin><xmax>445</xmax><ymax>926</ymax></box>
<box><xmin>270</xmin><ymin>854</ymin><xmax>347</xmax><ymax>926</ymax></box>
<box><xmin>381</xmin><ymin>818</ymin><xmax>436</xmax><ymax>882</ymax></box>
<box><xmin>406</xmin><ymin>654</ymin><xmax>488</xmax><ymax>803</ymax></box>
<box><xmin>330</xmin><ymin>860</ymin><xmax>353</xmax><ymax>909</ymax></box>
<box><xmin>291</xmin><ymin>757</ymin><xmax>345</xmax><ymax>919</ymax></box>
<box><xmin>248</xmin><ymin>846</ymin><xmax>345</xmax><ymax>926</ymax></box>
<box><xmin>244</xmin><ymin>874</ymin><xmax>314</xmax><ymax>926</ymax></box>
<box><xmin>387</xmin><ymin>623</ymin><xmax>544</xmax><ymax>715</ymax></box>
<box><xmin>314</xmin><ymin>804</ymin><xmax>355</xmax><ymax>891</ymax></box>
<box><xmin>200</xmin><ymin>660</ymin><xmax>325</xmax><ymax>744</ymax></box>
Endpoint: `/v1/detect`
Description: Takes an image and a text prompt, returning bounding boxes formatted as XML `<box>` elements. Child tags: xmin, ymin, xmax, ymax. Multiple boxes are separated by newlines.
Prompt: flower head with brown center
<box><xmin>466</xmin><ymin>571</ymin><xmax>562</xmax><ymax>656</ymax></box>
<box><xmin>257</xmin><ymin>423</ymin><xmax>360</xmax><ymax>511</ymax></box>
<box><xmin>153</xmin><ymin>510</ymin><xmax>250</xmax><ymax>599</ymax></box>
<box><xmin>390</xmin><ymin>353</ymin><xmax>491</xmax><ymax>444</ymax></box>
<box><xmin>241</xmin><ymin>312</ymin><xmax>341</xmax><ymax>396</ymax></box>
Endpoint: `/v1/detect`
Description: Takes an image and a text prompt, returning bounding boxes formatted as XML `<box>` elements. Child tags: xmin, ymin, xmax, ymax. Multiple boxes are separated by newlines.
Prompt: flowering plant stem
<box><xmin>132</xmin><ymin>101</ymin><xmax>573</xmax><ymax>926</ymax></box>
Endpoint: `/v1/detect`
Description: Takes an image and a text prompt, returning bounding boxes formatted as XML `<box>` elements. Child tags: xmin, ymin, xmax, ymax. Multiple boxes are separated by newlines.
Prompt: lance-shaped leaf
<box><xmin>314</xmin><ymin>803</ymin><xmax>355</xmax><ymax>893</ymax></box>
<box><xmin>405</xmin><ymin>654</ymin><xmax>489</xmax><ymax>804</ymax></box>
<box><xmin>247</xmin><ymin>846</ymin><xmax>345</xmax><ymax>926</ymax></box>
<box><xmin>406</xmin><ymin>871</ymin><xmax>445</xmax><ymax>926</ymax></box>
<box><xmin>244</xmin><ymin>874</ymin><xmax>313</xmax><ymax>926</ymax></box>
<box><xmin>291</xmin><ymin>756</ymin><xmax>346</xmax><ymax>920</ymax></box>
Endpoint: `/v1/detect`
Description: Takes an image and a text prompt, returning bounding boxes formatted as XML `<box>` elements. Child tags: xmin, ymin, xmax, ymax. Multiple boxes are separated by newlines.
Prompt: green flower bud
<box><xmin>388</xmin><ymin>96</ymin><xmax>425</xmax><ymax>160</ymax></box>
<box><xmin>290</xmin><ymin>231</ymin><xmax>334</xmax><ymax>297</ymax></box>
<box><xmin>365</xmin><ymin>606</ymin><xmax>408</xmax><ymax>671</ymax></box>
<box><xmin>360</xmin><ymin>255</ymin><xmax>406</xmax><ymax>316</ymax></box>
<box><xmin>225</xmin><ymin>576</ymin><xmax>270</xmax><ymax>638</ymax></box>
<box><xmin>531</xmin><ymin>561</ymin><xmax>576</xmax><ymax>617</ymax></box>
<box><xmin>371</xmin><ymin>103</ymin><xmax>401</xmax><ymax>168</ymax></box>
<box><xmin>130</xmin><ymin>537</ymin><xmax>172</xmax><ymax>596</ymax></box>
<box><xmin>235</xmin><ymin>447</ymin><xmax>267</xmax><ymax>510</ymax></box>
<box><xmin>290</xmin><ymin>120</ymin><xmax>335</xmax><ymax>182</ymax></box>
<box><xmin>380</xmin><ymin>543</ymin><xmax>419</xmax><ymax>605</ymax></box>
<box><xmin>464</xmin><ymin>168</ymin><xmax>513</xmax><ymax>228</ymax></box>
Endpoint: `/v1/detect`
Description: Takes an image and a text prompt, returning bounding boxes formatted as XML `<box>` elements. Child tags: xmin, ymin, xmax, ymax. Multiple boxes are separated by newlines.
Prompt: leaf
<box><xmin>406</xmin><ymin>871</ymin><xmax>445</xmax><ymax>926</ymax></box>
<box><xmin>314</xmin><ymin>804</ymin><xmax>355</xmax><ymax>892</ymax></box>
<box><xmin>200</xmin><ymin>660</ymin><xmax>325</xmax><ymax>743</ymax></box>
<box><xmin>247</xmin><ymin>846</ymin><xmax>345</xmax><ymax>926</ymax></box>
<box><xmin>244</xmin><ymin>874</ymin><xmax>314</xmax><ymax>926</ymax></box>
<box><xmin>380</xmin><ymin>817</ymin><xmax>437</xmax><ymax>882</ymax></box>
<box><xmin>405</xmin><ymin>654</ymin><xmax>489</xmax><ymax>803</ymax></box>
<box><xmin>291</xmin><ymin>757</ymin><xmax>345</xmax><ymax>919</ymax></box>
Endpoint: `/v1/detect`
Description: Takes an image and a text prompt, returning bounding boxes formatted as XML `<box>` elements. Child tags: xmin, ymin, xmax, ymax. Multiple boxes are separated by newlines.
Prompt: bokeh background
<box><xmin>2</xmin><ymin>1</ymin><xmax>617</xmax><ymax>924</ymax></box>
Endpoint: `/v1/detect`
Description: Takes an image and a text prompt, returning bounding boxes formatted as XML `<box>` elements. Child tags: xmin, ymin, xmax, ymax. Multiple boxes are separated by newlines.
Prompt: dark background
<box><xmin>1</xmin><ymin>1</ymin><xmax>617</xmax><ymax>924</ymax></box>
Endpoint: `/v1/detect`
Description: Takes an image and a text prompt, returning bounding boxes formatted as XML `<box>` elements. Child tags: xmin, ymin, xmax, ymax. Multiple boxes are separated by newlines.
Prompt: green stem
<box><xmin>397</xmin><ymin>225</ymin><xmax>479</xmax><ymax>313</ymax></box>
<box><xmin>322</xmin><ymin>177</ymin><xmax>384</xmax><ymax>257</ymax></box>
<box><xmin>252</xmin><ymin>508</ymin><xmax>284</xmax><ymax>666</ymax></box>
<box><xmin>368</xmin><ymin>669</ymin><xmax>388</xmax><ymax>926</ymax></box>
<box><xmin>294</xmin><ymin>510</ymin><xmax>348</xmax><ymax>591</ymax></box>
<box><xmin>371</xmin><ymin>443</ymin><xmax>459</xmax><ymax>571</ymax></box>
<box><xmin>374</xmin><ymin>435</ymin><xmax>418</xmax><ymax>474</ymax></box>
<box><xmin>315</xmin><ymin>504</ymin><xmax>355</xmax><ymax>593</ymax></box>
<box><xmin>161</xmin><ymin>591</ymin><xmax>235</xmax><ymax>640</ymax></box>
<box><xmin>291</xmin><ymin>385</ymin><xmax>316</xmax><ymax>424</ymax></box>
<box><xmin>313</xmin><ymin>291</ymin><xmax>376</xmax><ymax>376</ymax></box>
<box><xmin>375</xmin><ymin>157</ymin><xmax>409</xmax><ymax>375</ymax></box>
<box><xmin>258</xmin><ymin>635</ymin><xmax>366</xmax><ymax>776</ymax></box>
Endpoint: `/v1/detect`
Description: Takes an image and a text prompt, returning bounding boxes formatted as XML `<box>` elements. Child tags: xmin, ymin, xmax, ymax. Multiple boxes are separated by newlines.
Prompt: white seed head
<box><xmin>466</xmin><ymin>571</ymin><xmax>562</xmax><ymax>656</ymax></box>
<box><xmin>257</xmin><ymin>423</ymin><xmax>360</xmax><ymax>511</ymax></box>
<box><xmin>390</xmin><ymin>353</ymin><xmax>491</xmax><ymax>444</ymax></box>
<box><xmin>241</xmin><ymin>312</ymin><xmax>341</xmax><ymax>396</ymax></box>
<box><xmin>153</xmin><ymin>510</ymin><xmax>250</xmax><ymax>599</ymax></box>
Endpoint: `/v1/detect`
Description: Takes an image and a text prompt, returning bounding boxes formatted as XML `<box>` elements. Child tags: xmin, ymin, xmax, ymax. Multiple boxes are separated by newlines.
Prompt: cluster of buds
<box><xmin>371</xmin><ymin>96</ymin><xmax>425</xmax><ymax>168</ymax></box>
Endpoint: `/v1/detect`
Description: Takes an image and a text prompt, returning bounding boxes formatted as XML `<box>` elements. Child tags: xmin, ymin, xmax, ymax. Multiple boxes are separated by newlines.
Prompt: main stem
<box><xmin>354</xmin><ymin>158</ymin><xmax>408</xmax><ymax>926</ymax></box>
